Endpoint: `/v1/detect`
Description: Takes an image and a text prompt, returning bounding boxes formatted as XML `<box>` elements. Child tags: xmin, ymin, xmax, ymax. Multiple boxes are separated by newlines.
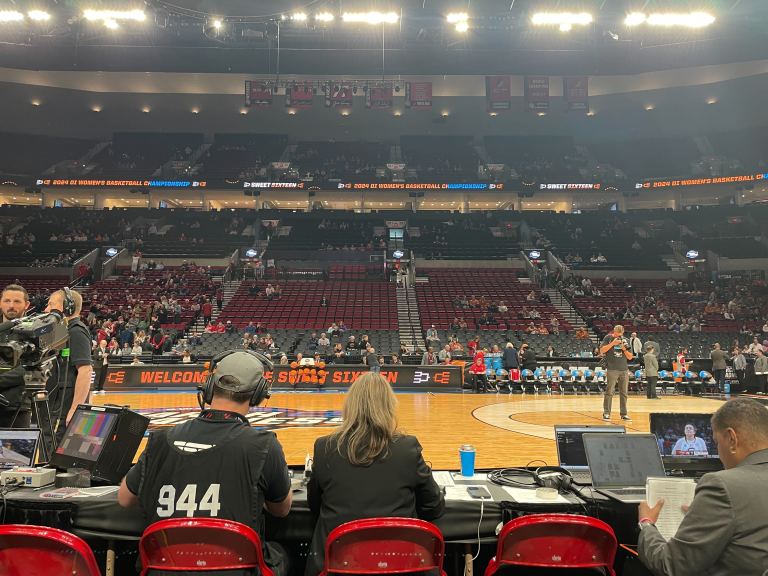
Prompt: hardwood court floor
<box><xmin>92</xmin><ymin>392</ymin><xmax>725</xmax><ymax>470</ymax></box>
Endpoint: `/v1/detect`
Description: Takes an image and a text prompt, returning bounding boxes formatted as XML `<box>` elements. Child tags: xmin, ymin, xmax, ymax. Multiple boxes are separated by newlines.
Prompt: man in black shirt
<box><xmin>118</xmin><ymin>350</ymin><xmax>292</xmax><ymax>576</ymax></box>
<box><xmin>600</xmin><ymin>324</ymin><xmax>633</xmax><ymax>421</ymax></box>
<box><xmin>0</xmin><ymin>284</ymin><xmax>32</xmax><ymax>428</ymax></box>
<box><xmin>45</xmin><ymin>289</ymin><xmax>93</xmax><ymax>444</ymax></box>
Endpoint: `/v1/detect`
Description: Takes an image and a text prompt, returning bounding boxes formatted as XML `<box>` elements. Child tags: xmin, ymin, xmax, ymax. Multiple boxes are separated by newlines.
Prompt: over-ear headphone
<box><xmin>533</xmin><ymin>466</ymin><xmax>573</xmax><ymax>492</ymax></box>
<box><xmin>62</xmin><ymin>287</ymin><xmax>76</xmax><ymax>317</ymax></box>
<box><xmin>198</xmin><ymin>349</ymin><xmax>274</xmax><ymax>409</ymax></box>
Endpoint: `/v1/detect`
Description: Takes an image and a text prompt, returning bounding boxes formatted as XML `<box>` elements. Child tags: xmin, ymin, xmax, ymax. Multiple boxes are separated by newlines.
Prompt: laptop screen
<box><xmin>555</xmin><ymin>425</ymin><xmax>626</xmax><ymax>470</ymax></box>
<box><xmin>649</xmin><ymin>413</ymin><xmax>718</xmax><ymax>458</ymax></box>
<box><xmin>583</xmin><ymin>433</ymin><xmax>666</xmax><ymax>488</ymax></box>
<box><xmin>0</xmin><ymin>428</ymin><xmax>40</xmax><ymax>470</ymax></box>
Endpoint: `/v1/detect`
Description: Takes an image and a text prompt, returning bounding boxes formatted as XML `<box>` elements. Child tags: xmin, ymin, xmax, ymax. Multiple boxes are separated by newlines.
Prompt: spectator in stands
<box><xmin>399</xmin><ymin>343</ymin><xmax>409</xmax><ymax>357</ymax></box>
<box><xmin>390</xmin><ymin>354</ymin><xmax>401</xmax><ymax>365</ymax></box>
<box><xmin>225</xmin><ymin>321</ymin><xmax>236</xmax><ymax>334</ymax></box>
<box><xmin>201</xmin><ymin>299</ymin><xmax>213</xmax><ymax>326</ymax></box>
<box><xmin>526</xmin><ymin>291</ymin><xmax>536</xmax><ymax>302</ymax></box>
<box><xmin>273</xmin><ymin>284</ymin><xmax>282</xmax><ymax>299</ymax></box>
<box><xmin>747</xmin><ymin>337</ymin><xmax>764</xmax><ymax>355</ymax></box>
<box><xmin>265</xmin><ymin>284</ymin><xmax>275</xmax><ymax>300</ymax></box>
<box><xmin>438</xmin><ymin>345</ymin><xmax>452</xmax><ymax>364</ymax></box>
<box><xmin>497</xmin><ymin>301</ymin><xmax>508</xmax><ymax>313</ymax></box>
<box><xmin>345</xmin><ymin>336</ymin><xmax>358</xmax><ymax>352</ymax></box>
<box><xmin>421</xmin><ymin>347</ymin><xmax>437</xmax><ymax>366</ymax></box>
<box><xmin>425</xmin><ymin>325</ymin><xmax>440</xmax><ymax>348</ymax></box>
<box><xmin>544</xmin><ymin>345</ymin><xmax>556</xmax><ymax>358</ymax></box>
<box><xmin>330</xmin><ymin>349</ymin><xmax>346</xmax><ymax>364</ymax></box>
<box><xmin>215</xmin><ymin>287</ymin><xmax>223</xmax><ymax>311</ymax></box>
<box><xmin>306</xmin><ymin>373</ymin><xmax>444</xmax><ymax>575</ymax></box>
<box><xmin>575</xmin><ymin>326</ymin><xmax>590</xmax><ymax>339</ymax></box>
<box><xmin>539</xmin><ymin>292</ymin><xmax>551</xmax><ymax>304</ymax></box>
<box><xmin>130</xmin><ymin>355</ymin><xmax>143</xmax><ymax>366</ymax></box>
<box><xmin>319</xmin><ymin>296</ymin><xmax>329</xmax><ymax>308</ymax></box>
<box><xmin>244</xmin><ymin>321</ymin><xmax>257</xmax><ymax>335</ymax></box>
<box><xmin>638</xmin><ymin>398</ymin><xmax>768</xmax><ymax>575</ymax></box>
<box><xmin>130</xmin><ymin>341</ymin><xmax>142</xmax><ymax>356</ymax></box>
<box><xmin>449</xmin><ymin>317</ymin><xmax>461</xmax><ymax>330</ymax></box>
<box><xmin>205</xmin><ymin>321</ymin><xmax>218</xmax><ymax>333</ymax></box>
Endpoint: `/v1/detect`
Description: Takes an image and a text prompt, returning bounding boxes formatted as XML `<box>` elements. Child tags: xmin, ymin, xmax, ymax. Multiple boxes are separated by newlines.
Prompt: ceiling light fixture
<box><xmin>342</xmin><ymin>11</ymin><xmax>398</xmax><ymax>25</ymax></box>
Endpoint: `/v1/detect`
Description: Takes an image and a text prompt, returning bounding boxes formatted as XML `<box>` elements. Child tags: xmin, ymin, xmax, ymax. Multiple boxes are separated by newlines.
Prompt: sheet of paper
<box><xmin>444</xmin><ymin>486</ymin><xmax>489</xmax><ymax>502</ymax></box>
<box><xmin>73</xmin><ymin>486</ymin><xmax>120</xmax><ymax>498</ymax></box>
<box><xmin>501</xmin><ymin>485</ymin><xmax>572</xmax><ymax>505</ymax></box>
<box><xmin>432</xmin><ymin>471</ymin><xmax>455</xmax><ymax>487</ymax></box>
<box><xmin>646</xmin><ymin>477</ymin><xmax>696</xmax><ymax>540</ymax></box>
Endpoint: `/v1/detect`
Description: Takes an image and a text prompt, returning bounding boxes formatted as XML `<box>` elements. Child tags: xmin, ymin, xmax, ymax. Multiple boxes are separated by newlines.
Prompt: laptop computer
<box><xmin>583</xmin><ymin>433</ymin><xmax>666</xmax><ymax>503</ymax></box>
<box><xmin>0</xmin><ymin>428</ymin><xmax>41</xmax><ymax>470</ymax></box>
<box><xmin>554</xmin><ymin>424</ymin><xmax>626</xmax><ymax>484</ymax></box>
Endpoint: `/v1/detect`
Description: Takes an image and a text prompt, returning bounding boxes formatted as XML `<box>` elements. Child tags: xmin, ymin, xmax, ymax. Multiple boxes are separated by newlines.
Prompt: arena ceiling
<box><xmin>0</xmin><ymin>0</ymin><xmax>766</xmax><ymax>74</ymax></box>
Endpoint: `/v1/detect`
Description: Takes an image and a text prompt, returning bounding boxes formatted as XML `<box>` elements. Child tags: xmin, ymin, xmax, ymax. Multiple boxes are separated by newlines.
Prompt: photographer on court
<box><xmin>0</xmin><ymin>284</ymin><xmax>32</xmax><ymax>428</ymax></box>
<box><xmin>600</xmin><ymin>324</ymin><xmax>633</xmax><ymax>421</ymax></box>
<box><xmin>44</xmin><ymin>288</ymin><xmax>93</xmax><ymax>444</ymax></box>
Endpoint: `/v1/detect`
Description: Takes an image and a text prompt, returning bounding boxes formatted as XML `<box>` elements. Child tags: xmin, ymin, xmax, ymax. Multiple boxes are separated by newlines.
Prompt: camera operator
<box><xmin>0</xmin><ymin>284</ymin><xmax>32</xmax><ymax>428</ymax></box>
<box><xmin>44</xmin><ymin>289</ymin><xmax>93</xmax><ymax>443</ymax></box>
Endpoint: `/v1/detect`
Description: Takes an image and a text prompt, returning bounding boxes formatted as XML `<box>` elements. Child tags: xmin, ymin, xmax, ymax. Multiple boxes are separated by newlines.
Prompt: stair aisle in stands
<box><xmin>397</xmin><ymin>285</ymin><xmax>423</xmax><ymax>352</ymax></box>
<box><xmin>545</xmin><ymin>287</ymin><xmax>600</xmax><ymax>344</ymax></box>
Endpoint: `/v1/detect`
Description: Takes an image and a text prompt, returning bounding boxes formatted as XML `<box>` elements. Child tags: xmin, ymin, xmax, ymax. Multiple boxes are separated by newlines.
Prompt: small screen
<box><xmin>555</xmin><ymin>425</ymin><xmax>625</xmax><ymax>470</ymax></box>
<box><xmin>0</xmin><ymin>429</ymin><xmax>40</xmax><ymax>469</ymax></box>
<box><xmin>650</xmin><ymin>413</ymin><xmax>718</xmax><ymax>458</ymax></box>
<box><xmin>584</xmin><ymin>434</ymin><xmax>665</xmax><ymax>488</ymax></box>
<box><xmin>55</xmin><ymin>409</ymin><xmax>118</xmax><ymax>462</ymax></box>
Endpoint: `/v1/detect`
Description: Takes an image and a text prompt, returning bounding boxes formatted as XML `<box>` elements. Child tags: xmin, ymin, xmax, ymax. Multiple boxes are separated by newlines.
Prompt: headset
<box><xmin>532</xmin><ymin>466</ymin><xmax>574</xmax><ymax>492</ymax></box>
<box><xmin>198</xmin><ymin>349</ymin><xmax>274</xmax><ymax>409</ymax></box>
<box><xmin>62</xmin><ymin>287</ymin><xmax>76</xmax><ymax>317</ymax></box>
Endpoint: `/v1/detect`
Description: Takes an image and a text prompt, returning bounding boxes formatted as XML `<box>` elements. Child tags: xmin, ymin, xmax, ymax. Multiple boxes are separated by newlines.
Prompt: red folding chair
<box><xmin>319</xmin><ymin>518</ymin><xmax>447</xmax><ymax>576</ymax></box>
<box><xmin>138</xmin><ymin>518</ymin><xmax>273</xmax><ymax>576</ymax></box>
<box><xmin>0</xmin><ymin>524</ymin><xmax>102</xmax><ymax>576</ymax></box>
<box><xmin>484</xmin><ymin>514</ymin><xmax>617</xmax><ymax>576</ymax></box>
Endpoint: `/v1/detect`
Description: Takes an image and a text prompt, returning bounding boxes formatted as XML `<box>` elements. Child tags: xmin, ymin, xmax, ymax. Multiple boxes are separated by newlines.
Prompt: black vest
<box><xmin>139</xmin><ymin>411</ymin><xmax>273</xmax><ymax>536</ymax></box>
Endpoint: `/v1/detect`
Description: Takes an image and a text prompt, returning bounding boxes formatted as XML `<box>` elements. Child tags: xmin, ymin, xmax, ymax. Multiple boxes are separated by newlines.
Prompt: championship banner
<box><xmin>366</xmin><ymin>83</ymin><xmax>393</xmax><ymax>108</ymax></box>
<box><xmin>405</xmin><ymin>82</ymin><xmax>432</xmax><ymax>109</ymax></box>
<box><xmin>324</xmin><ymin>83</ymin><xmax>353</xmax><ymax>108</ymax></box>
<box><xmin>525</xmin><ymin>76</ymin><xmax>550</xmax><ymax>111</ymax></box>
<box><xmin>104</xmin><ymin>364</ymin><xmax>462</xmax><ymax>390</ymax></box>
<box><xmin>36</xmin><ymin>178</ymin><xmax>206</xmax><ymax>188</ymax></box>
<box><xmin>564</xmin><ymin>76</ymin><xmax>588</xmax><ymax>111</ymax></box>
<box><xmin>285</xmin><ymin>83</ymin><xmax>314</xmax><ymax>108</ymax></box>
<box><xmin>244</xmin><ymin>80</ymin><xmax>274</xmax><ymax>108</ymax></box>
<box><xmin>485</xmin><ymin>76</ymin><xmax>511</xmax><ymax>111</ymax></box>
<box><xmin>385</xmin><ymin>220</ymin><xmax>407</xmax><ymax>228</ymax></box>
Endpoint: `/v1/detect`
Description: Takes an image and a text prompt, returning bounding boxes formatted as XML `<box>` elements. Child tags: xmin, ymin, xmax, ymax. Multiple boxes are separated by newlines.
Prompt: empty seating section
<box><xmin>201</xmin><ymin>133</ymin><xmax>288</xmax><ymax>179</ymax></box>
<box><xmin>291</xmin><ymin>141</ymin><xmax>388</xmax><ymax>182</ymax></box>
<box><xmin>267</xmin><ymin>214</ymin><xmax>382</xmax><ymax>252</ymax></box>
<box><xmin>587</xmin><ymin>136</ymin><xmax>701</xmax><ymax>179</ymax></box>
<box><xmin>416</xmin><ymin>269</ymin><xmax>572</xmax><ymax>332</ymax></box>
<box><xmin>0</xmin><ymin>132</ymin><xmax>96</xmax><ymax>176</ymax></box>
<box><xmin>328</xmin><ymin>265</ymin><xmax>373</xmax><ymax>280</ymax></box>
<box><xmin>484</xmin><ymin>135</ymin><xmax>582</xmax><ymax>181</ymax></box>
<box><xmin>91</xmin><ymin>132</ymin><xmax>204</xmax><ymax>178</ymax></box>
<box><xmin>708</xmin><ymin>127</ymin><xmax>768</xmax><ymax>170</ymax></box>
<box><xmin>218</xmin><ymin>281</ymin><xmax>397</xmax><ymax>330</ymax></box>
<box><xmin>407</xmin><ymin>220</ymin><xmax>519</xmax><ymax>260</ymax></box>
<box><xmin>401</xmin><ymin>136</ymin><xmax>479</xmax><ymax>181</ymax></box>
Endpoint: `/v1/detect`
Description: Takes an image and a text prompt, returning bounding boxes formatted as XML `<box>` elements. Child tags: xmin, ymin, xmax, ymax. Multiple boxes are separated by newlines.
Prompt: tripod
<box><xmin>23</xmin><ymin>366</ymin><xmax>58</xmax><ymax>464</ymax></box>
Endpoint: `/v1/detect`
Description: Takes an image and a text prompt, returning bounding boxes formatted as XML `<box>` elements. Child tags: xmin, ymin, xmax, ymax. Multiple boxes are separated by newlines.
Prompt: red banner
<box><xmin>485</xmin><ymin>76</ymin><xmax>511</xmax><ymax>111</ymax></box>
<box><xmin>285</xmin><ymin>83</ymin><xmax>314</xmax><ymax>109</ymax></box>
<box><xmin>564</xmin><ymin>76</ymin><xmax>589</xmax><ymax>111</ymax></box>
<box><xmin>324</xmin><ymin>83</ymin><xmax>353</xmax><ymax>108</ymax></box>
<box><xmin>244</xmin><ymin>80</ymin><xmax>273</xmax><ymax>107</ymax></box>
<box><xmin>405</xmin><ymin>82</ymin><xmax>432</xmax><ymax>109</ymax></box>
<box><xmin>366</xmin><ymin>83</ymin><xmax>393</xmax><ymax>109</ymax></box>
<box><xmin>525</xmin><ymin>76</ymin><xmax>549</xmax><ymax>111</ymax></box>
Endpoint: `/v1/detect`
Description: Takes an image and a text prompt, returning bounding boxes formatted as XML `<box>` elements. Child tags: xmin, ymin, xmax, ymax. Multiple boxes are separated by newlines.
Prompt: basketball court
<box><xmin>92</xmin><ymin>391</ymin><xmax>726</xmax><ymax>469</ymax></box>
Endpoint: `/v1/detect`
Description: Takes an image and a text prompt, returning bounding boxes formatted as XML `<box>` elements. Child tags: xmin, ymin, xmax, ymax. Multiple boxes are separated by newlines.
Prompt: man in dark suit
<box><xmin>638</xmin><ymin>397</ymin><xmax>768</xmax><ymax>575</ymax></box>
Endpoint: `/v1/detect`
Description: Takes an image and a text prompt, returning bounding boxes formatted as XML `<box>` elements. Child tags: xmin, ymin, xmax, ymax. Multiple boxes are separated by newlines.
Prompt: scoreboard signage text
<box><xmin>105</xmin><ymin>364</ymin><xmax>462</xmax><ymax>390</ymax></box>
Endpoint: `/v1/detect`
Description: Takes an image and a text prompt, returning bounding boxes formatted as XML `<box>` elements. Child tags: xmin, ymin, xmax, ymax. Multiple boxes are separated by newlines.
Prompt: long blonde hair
<box><xmin>331</xmin><ymin>372</ymin><xmax>399</xmax><ymax>466</ymax></box>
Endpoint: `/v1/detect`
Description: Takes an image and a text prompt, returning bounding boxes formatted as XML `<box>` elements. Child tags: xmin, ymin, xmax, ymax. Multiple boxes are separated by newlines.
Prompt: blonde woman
<box><xmin>305</xmin><ymin>373</ymin><xmax>445</xmax><ymax>575</ymax></box>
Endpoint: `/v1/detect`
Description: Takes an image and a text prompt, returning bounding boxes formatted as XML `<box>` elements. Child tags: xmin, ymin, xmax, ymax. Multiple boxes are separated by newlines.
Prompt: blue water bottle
<box><xmin>459</xmin><ymin>444</ymin><xmax>476</xmax><ymax>477</ymax></box>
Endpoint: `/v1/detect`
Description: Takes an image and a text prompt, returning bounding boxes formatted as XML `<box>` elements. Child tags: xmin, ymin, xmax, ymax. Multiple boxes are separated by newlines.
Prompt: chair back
<box><xmin>484</xmin><ymin>514</ymin><xmax>617</xmax><ymax>576</ymax></box>
<box><xmin>139</xmin><ymin>518</ymin><xmax>273</xmax><ymax>575</ymax></box>
<box><xmin>320</xmin><ymin>517</ymin><xmax>446</xmax><ymax>576</ymax></box>
<box><xmin>0</xmin><ymin>524</ymin><xmax>101</xmax><ymax>576</ymax></box>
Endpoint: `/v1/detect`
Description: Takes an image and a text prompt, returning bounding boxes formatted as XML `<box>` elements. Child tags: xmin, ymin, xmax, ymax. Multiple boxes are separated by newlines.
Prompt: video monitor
<box><xmin>0</xmin><ymin>428</ymin><xmax>40</xmax><ymax>469</ymax></box>
<box><xmin>650</xmin><ymin>413</ymin><xmax>718</xmax><ymax>458</ymax></box>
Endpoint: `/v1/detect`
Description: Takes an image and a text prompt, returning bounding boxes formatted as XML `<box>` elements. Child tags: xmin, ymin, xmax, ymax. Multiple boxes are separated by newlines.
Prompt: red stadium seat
<box><xmin>319</xmin><ymin>518</ymin><xmax>447</xmax><ymax>576</ymax></box>
<box><xmin>484</xmin><ymin>514</ymin><xmax>617</xmax><ymax>576</ymax></box>
<box><xmin>138</xmin><ymin>518</ymin><xmax>273</xmax><ymax>576</ymax></box>
<box><xmin>0</xmin><ymin>524</ymin><xmax>102</xmax><ymax>576</ymax></box>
